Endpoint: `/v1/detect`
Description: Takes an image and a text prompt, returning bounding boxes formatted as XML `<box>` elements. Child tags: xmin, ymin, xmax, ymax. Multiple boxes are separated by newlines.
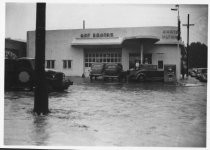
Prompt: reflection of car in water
<box><xmin>103</xmin><ymin>63</ymin><xmax>124</xmax><ymax>81</ymax></box>
<box><xmin>128</xmin><ymin>64</ymin><xmax>164</xmax><ymax>82</ymax></box>
<box><xmin>5</xmin><ymin>58</ymin><xmax>73</xmax><ymax>91</ymax></box>
<box><xmin>196</xmin><ymin>68</ymin><xmax>207</xmax><ymax>82</ymax></box>
<box><xmin>89</xmin><ymin>63</ymin><xmax>105</xmax><ymax>80</ymax></box>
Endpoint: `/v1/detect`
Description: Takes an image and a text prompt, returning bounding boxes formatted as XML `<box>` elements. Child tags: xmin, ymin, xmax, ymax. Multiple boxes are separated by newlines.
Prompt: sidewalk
<box><xmin>178</xmin><ymin>76</ymin><xmax>205</xmax><ymax>86</ymax></box>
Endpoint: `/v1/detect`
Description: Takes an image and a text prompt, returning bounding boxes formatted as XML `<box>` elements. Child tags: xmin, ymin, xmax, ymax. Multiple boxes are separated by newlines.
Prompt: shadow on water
<box><xmin>82</xmin><ymin>80</ymin><xmax>180</xmax><ymax>94</ymax></box>
<box><xmin>31</xmin><ymin>114</ymin><xmax>50</xmax><ymax>146</ymax></box>
<box><xmin>49</xmin><ymin>90</ymin><xmax>70</xmax><ymax>98</ymax></box>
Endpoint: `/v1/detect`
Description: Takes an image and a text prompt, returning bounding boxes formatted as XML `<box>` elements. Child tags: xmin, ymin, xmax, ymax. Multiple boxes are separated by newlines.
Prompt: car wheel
<box><xmin>118</xmin><ymin>76</ymin><xmax>122</xmax><ymax>82</ymax></box>
<box><xmin>17</xmin><ymin>68</ymin><xmax>33</xmax><ymax>87</ymax></box>
<box><xmin>137</xmin><ymin>74</ymin><xmax>145</xmax><ymax>82</ymax></box>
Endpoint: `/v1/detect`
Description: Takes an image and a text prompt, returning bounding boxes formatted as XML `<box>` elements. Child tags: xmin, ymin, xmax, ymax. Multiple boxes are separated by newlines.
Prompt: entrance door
<box><xmin>153</xmin><ymin>53</ymin><xmax>164</xmax><ymax>71</ymax></box>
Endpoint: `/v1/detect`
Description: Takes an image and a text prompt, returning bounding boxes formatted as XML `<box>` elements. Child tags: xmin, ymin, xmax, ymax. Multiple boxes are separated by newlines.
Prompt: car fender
<box><xmin>135</xmin><ymin>71</ymin><xmax>146</xmax><ymax>80</ymax></box>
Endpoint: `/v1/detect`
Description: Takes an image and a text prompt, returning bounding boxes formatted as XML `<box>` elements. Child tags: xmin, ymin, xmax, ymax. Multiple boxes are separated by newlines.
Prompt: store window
<box><xmin>46</xmin><ymin>60</ymin><xmax>55</xmax><ymax>69</ymax></box>
<box><xmin>63</xmin><ymin>60</ymin><xmax>72</xmax><ymax>69</ymax></box>
<box><xmin>129</xmin><ymin>53</ymin><xmax>152</xmax><ymax>69</ymax></box>
<box><xmin>158</xmin><ymin>60</ymin><xmax>163</xmax><ymax>69</ymax></box>
<box><xmin>84</xmin><ymin>48</ymin><xmax>122</xmax><ymax>67</ymax></box>
<box><xmin>143</xmin><ymin>54</ymin><xmax>152</xmax><ymax>64</ymax></box>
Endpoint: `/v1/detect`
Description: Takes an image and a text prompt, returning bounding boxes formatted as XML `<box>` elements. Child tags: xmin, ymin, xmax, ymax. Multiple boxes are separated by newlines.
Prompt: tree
<box><xmin>189</xmin><ymin>42</ymin><xmax>208</xmax><ymax>68</ymax></box>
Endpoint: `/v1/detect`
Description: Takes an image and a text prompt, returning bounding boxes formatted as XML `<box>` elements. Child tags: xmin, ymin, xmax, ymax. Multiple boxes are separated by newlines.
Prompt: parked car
<box><xmin>189</xmin><ymin>68</ymin><xmax>198</xmax><ymax>77</ymax></box>
<box><xmin>5</xmin><ymin>57</ymin><xmax>73</xmax><ymax>91</ymax></box>
<box><xmin>103</xmin><ymin>63</ymin><xmax>124</xmax><ymax>81</ymax></box>
<box><xmin>128</xmin><ymin>64</ymin><xmax>164</xmax><ymax>82</ymax></box>
<box><xmin>196</xmin><ymin>68</ymin><xmax>207</xmax><ymax>82</ymax></box>
<box><xmin>89</xmin><ymin>63</ymin><xmax>105</xmax><ymax>80</ymax></box>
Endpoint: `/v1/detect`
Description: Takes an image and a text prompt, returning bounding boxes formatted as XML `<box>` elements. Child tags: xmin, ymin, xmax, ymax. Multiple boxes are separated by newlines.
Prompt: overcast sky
<box><xmin>5</xmin><ymin>3</ymin><xmax>208</xmax><ymax>45</ymax></box>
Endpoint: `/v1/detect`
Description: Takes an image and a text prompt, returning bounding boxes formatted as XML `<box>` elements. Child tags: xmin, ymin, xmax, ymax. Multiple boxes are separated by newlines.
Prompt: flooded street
<box><xmin>4</xmin><ymin>79</ymin><xmax>207</xmax><ymax>147</ymax></box>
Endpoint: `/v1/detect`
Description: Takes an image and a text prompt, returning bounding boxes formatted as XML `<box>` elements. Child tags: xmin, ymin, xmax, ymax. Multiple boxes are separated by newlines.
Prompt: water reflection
<box><xmin>4</xmin><ymin>80</ymin><xmax>207</xmax><ymax>146</ymax></box>
<box><xmin>31</xmin><ymin>115</ymin><xmax>49</xmax><ymax>145</ymax></box>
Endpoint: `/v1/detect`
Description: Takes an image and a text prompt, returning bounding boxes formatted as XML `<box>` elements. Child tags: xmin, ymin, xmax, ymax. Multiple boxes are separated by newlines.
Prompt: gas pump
<box><xmin>164</xmin><ymin>65</ymin><xmax>176</xmax><ymax>82</ymax></box>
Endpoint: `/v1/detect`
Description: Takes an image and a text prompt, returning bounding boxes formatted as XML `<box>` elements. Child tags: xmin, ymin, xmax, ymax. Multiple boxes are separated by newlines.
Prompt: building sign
<box><xmin>162</xmin><ymin>30</ymin><xmax>178</xmax><ymax>40</ymax></box>
<box><xmin>80</xmin><ymin>33</ymin><xmax>114</xmax><ymax>38</ymax></box>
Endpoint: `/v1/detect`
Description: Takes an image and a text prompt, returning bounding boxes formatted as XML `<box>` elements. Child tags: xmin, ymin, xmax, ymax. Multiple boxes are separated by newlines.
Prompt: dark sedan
<box><xmin>5</xmin><ymin>58</ymin><xmax>73</xmax><ymax>91</ymax></box>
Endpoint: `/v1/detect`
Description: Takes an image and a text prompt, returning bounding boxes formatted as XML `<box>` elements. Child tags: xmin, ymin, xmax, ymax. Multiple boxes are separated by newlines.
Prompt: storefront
<box><xmin>27</xmin><ymin>26</ymin><xmax>183</xmax><ymax>80</ymax></box>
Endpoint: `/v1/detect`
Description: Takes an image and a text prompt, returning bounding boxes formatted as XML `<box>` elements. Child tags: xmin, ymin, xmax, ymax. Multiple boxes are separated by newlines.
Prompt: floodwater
<box><xmin>4</xmin><ymin>79</ymin><xmax>207</xmax><ymax>147</ymax></box>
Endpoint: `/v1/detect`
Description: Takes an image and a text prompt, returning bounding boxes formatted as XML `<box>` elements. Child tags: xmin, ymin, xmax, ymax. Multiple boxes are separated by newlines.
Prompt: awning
<box><xmin>71</xmin><ymin>35</ymin><xmax>160</xmax><ymax>47</ymax></box>
<box><xmin>123</xmin><ymin>35</ymin><xmax>160</xmax><ymax>44</ymax></box>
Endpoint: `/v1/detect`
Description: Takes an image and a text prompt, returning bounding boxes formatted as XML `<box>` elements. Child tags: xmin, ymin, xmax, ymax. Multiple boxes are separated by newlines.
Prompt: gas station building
<box><xmin>27</xmin><ymin>26</ymin><xmax>184</xmax><ymax>80</ymax></box>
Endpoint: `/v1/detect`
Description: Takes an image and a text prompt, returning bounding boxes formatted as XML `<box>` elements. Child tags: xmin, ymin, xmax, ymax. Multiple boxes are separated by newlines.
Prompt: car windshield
<box><xmin>106</xmin><ymin>65</ymin><xmax>117</xmax><ymax>69</ymax></box>
<box><xmin>92</xmin><ymin>64</ymin><xmax>103</xmax><ymax>69</ymax></box>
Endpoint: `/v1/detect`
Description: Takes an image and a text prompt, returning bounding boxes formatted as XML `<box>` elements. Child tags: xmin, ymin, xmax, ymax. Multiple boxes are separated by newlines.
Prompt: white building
<box><xmin>27</xmin><ymin>26</ymin><xmax>184</xmax><ymax>80</ymax></box>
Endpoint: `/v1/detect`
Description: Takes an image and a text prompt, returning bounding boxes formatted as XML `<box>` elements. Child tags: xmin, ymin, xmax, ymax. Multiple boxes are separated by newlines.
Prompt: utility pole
<box><xmin>34</xmin><ymin>3</ymin><xmax>49</xmax><ymax>115</ymax></box>
<box><xmin>183</xmin><ymin>14</ymin><xmax>194</xmax><ymax>77</ymax></box>
<box><xmin>171</xmin><ymin>5</ymin><xmax>181</xmax><ymax>79</ymax></box>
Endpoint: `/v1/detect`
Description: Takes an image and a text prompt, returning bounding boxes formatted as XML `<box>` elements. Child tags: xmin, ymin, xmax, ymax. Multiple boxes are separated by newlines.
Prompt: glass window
<box><xmin>63</xmin><ymin>60</ymin><xmax>72</xmax><ymax>69</ymax></box>
<box><xmin>63</xmin><ymin>60</ymin><xmax>67</xmax><ymax>68</ymax></box>
<box><xmin>68</xmin><ymin>60</ymin><xmax>71</xmax><ymax>68</ymax></box>
<box><xmin>46</xmin><ymin>60</ymin><xmax>55</xmax><ymax>69</ymax></box>
<box><xmin>84</xmin><ymin>48</ymin><xmax>122</xmax><ymax>66</ymax></box>
<box><xmin>158</xmin><ymin>60</ymin><xmax>163</xmax><ymax>69</ymax></box>
<box><xmin>144</xmin><ymin>54</ymin><xmax>152</xmax><ymax>64</ymax></box>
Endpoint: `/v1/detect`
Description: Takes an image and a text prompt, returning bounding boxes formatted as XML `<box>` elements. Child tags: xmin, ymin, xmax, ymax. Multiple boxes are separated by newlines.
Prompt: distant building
<box><xmin>5</xmin><ymin>38</ymin><xmax>26</xmax><ymax>59</ymax></box>
<box><xmin>27</xmin><ymin>26</ymin><xmax>184</xmax><ymax>80</ymax></box>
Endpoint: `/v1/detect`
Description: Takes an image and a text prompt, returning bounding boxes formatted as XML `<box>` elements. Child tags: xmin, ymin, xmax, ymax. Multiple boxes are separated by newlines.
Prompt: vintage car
<box><xmin>89</xmin><ymin>63</ymin><xmax>105</xmax><ymax>80</ymax></box>
<box><xmin>103</xmin><ymin>63</ymin><xmax>124</xmax><ymax>81</ymax></box>
<box><xmin>128</xmin><ymin>64</ymin><xmax>164</xmax><ymax>82</ymax></box>
<box><xmin>196</xmin><ymin>68</ymin><xmax>207</xmax><ymax>82</ymax></box>
<box><xmin>189</xmin><ymin>68</ymin><xmax>198</xmax><ymax>77</ymax></box>
<box><xmin>5</xmin><ymin>57</ymin><xmax>73</xmax><ymax>91</ymax></box>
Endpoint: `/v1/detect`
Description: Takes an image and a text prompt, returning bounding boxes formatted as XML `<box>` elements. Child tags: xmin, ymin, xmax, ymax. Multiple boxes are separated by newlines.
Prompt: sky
<box><xmin>4</xmin><ymin>2</ymin><xmax>209</xmax><ymax>46</ymax></box>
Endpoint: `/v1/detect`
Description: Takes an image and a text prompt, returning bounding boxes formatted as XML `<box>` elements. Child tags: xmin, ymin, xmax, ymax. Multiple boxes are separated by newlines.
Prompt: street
<box><xmin>4</xmin><ymin>78</ymin><xmax>207</xmax><ymax>146</ymax></box>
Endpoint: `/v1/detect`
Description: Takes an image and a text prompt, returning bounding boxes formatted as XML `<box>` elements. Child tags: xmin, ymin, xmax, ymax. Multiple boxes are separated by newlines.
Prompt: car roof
<box><xmin>18</xmin><ymin>57</ymin><xmax>35</xmax><ymax>60</ymax></box>
<box><xmin>105</xmin><ymin>63</ymin><xmax>121</xmax><ymax>65</ymax></box>
<box><xmin>92</xmin><ymin>63</ymin><xmax>104</xmax><ymax>65</ymax></box>
<box><xmin>196</xmin><ymin>68</ymin><xmax>207</xmax><ymax>70</ymax></box>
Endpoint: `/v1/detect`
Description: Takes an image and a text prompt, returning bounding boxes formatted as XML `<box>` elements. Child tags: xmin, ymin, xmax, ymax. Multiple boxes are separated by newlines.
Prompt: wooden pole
<box><xmin>33</xmin><ymin>3</ymin><xmax>49</xmax><ymax>115</ymax></box>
